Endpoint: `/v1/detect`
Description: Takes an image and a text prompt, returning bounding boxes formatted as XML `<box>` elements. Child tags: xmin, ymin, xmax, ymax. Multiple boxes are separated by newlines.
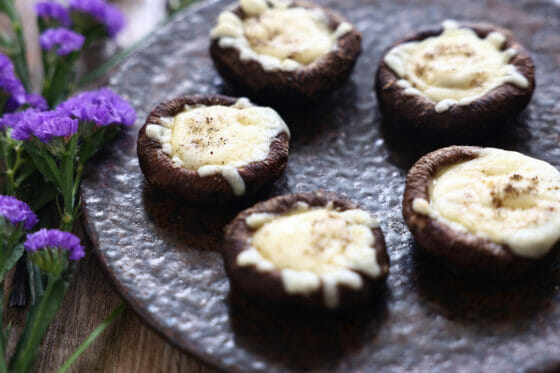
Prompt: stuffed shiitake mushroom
<box><xmin>376</xmin><ymin>20</ymin><xmax>535</xmax><ymax>134</ymax></box>
<box><xmin>224</xmin><ymin>191</ymin><xmax>390</xmax><ymax>311</ymax></box>
<box><xmin>137</xmin><ymin>95</ymin><xmax>290</xmax><ymax>204</ymax></box>
<box><xmin>210</xmin><ymin>0</ymin><xmax>362</xmax><ymax>104</ymax></box>
<box><xmin>403</xmin><ymin>146</ymin><xmax>560</xmax><ymax>280</ymax></box>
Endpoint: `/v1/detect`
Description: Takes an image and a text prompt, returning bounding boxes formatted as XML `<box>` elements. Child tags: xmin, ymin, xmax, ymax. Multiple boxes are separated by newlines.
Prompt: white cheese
<box><xmin>236</xmin><ymin>247</ymin><xmax>275</xmax><ymax>271</ymax></box>
<box><xmin>145</xmin><ymin>98</ymin><xmax>289</xmax><ymax>196</ymax></box>
<box><xmin>210</xmin><ymin>1</ymin><xmax>353</xmax><ymax>71</ymax></box>
<box><xmin>412</xmin><ymin>197</ymin><xmax>431</xmax><ymax>216</ymax></box>
<box><xmin>238</xmin><ymin>203</ymin><xmax>381</xmax><ymax>309</ymax></box>
<box><xmin>245</xmin><ymin>212</ymin><xmax>277</xmax><ymax>229</ymax></box>
<box><xmin>427</xmin><ymin>148</ymin><xmax>560</xmax><ymax>258</ymax></box>
<box><xmin>384</xmin><ymin>20</ymin><xmax>529</xmax><ymax>112</ymax></box>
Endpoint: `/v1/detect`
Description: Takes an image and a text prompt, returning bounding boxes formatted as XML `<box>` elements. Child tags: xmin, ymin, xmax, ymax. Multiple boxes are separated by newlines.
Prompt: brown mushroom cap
<box><xmin>137</xmin><ymin>94</ymin><xmax>289</xmax><ymax>205</ymax></box>
<box><xmin>210</xmin><ymin>1</ymin><xmax>362</xmax><ymax>105</ymax></box>
<box><xmin>223</xmin><ymin>191</ymin><xmax>390</xmax><ymax>312</ymax></box>
<box><xmin>375</xmin><ymin>23</ymin><xmax>535</xmax><ymax>134</ymax></box>
<box><xmin>402</xmin><ymin>146</ymin><xmax>558</xmax><ymax>280</ymax></box>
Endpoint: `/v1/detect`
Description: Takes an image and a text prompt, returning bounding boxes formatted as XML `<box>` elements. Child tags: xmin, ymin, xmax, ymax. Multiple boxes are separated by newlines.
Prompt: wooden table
<box><xmin>9</xmin><ymin>225</ymin><xmax>216</xmax><ymax>372</ymax></box>
<box><xmin>6</xmin><ymin>1</ymin><xmax>217</xmax><ymax>371</ymax></box>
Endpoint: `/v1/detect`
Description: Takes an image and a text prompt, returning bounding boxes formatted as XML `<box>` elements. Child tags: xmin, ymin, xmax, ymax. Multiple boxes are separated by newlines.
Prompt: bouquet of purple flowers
<box><xmin>0</xmin><ymin>1</ymin><xmax>135</xmax><ymax>371</ymax></box>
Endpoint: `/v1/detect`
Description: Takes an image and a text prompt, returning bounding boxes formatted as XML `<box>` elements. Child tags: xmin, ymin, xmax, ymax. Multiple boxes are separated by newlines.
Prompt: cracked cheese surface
<box><xmin>384</xmin><ymin>20</ymin><xmax>529</xmax><ymax>112</ymax></box>
<box><xmin>418</xmin><ymin>148</ymin><xmax>560</xmax><ymax>258</ymax></box>
<box><xmin>237</xmin><ymin>203</ymin><xmax>381</xmax><ymax>309</ymax></box>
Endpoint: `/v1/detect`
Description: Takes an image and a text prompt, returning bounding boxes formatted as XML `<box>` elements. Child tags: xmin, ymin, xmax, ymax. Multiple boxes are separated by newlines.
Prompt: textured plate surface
<box><xmin>81</xmin><ymin>0</ymin><xmax>560</xmax><ymax>372</ymax></box>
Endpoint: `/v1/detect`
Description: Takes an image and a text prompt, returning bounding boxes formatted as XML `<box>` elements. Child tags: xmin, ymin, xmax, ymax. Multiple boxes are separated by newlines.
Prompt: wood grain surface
<box><xmin>4</xmin><ymin>1</ymin><xmax>216</xmax><ymax>372</ymax></box>
<box><xmin>8</xmin><ymin>222</ymin><xmax>216</xmax><ymax>372</ymax></box>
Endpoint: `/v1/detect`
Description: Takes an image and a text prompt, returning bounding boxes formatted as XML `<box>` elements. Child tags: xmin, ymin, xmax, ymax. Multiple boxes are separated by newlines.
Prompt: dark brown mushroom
<box><xmin>376</xmin><ymin>22</ymin><xmax>535</xmax><ymax>135</ymax></box>
<box><xmin>403</xmin><ymin>146</ymin><xmax>560</xmax><ymax>280</ymax></box>
<box><xmin>137</xmin><ymin>94</ymin><xmax>289</xmax><ymax>205</ymax></box>
<box><xmin>223</xmin><ymin>191</ymin><xmax>390</xmax><ymax>312</ymax></box>
<box><xmin>210</xmin><ymin>0</ymin><xmax>362</xmax><ymax>105</ymax></box>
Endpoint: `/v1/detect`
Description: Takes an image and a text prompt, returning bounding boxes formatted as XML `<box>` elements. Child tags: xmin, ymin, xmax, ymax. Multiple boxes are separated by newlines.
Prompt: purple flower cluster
<box><xmin>69</xmin><ymin>0</ymin><xmax>125</xmax><ymax>37</ymax></box>
<box><xmin>0</xmin><ymin>195</ymin><xmax>38</xmax><ymax>230</ymax></box>
<box><xmin>0</xmin><ymin>53</ymin><xmax>26</xmax><ymax>109</ymax></box>
<box><xmin>0</xmin><ymin>53</ymin><xmax>48</xmax><ymax>113</ymax></box>
<box><xmin>58</xmin><ymin>88</ymin><xmax>135</xmax><ymax>126</ymax></box>
<box><xmin>11</xmin><ymin>110</ymin><xmax>78</xmax><ymax>143</ymax></box>
<box><xmin>24</xmin><ymin>93</ymin><xmax>48</xmax><ymax>111</ymax></box>
<box><xmin>0</xmin><ymin>108</ymin><xmax>39</xmax><ymax>130</ymax></box>
<box><xmin>24</xmin><ymin>228</ymin><xmax>85</xmax><ymax>261</ymax></box>
<box><xmin>40</xmin><ymin>28</ymin><xmax>85</xmax><ymax>56</ymax></box>
<box><xmin>4</xmin><ymin>89</ymin><xmax>134</xmax><ymax>142</ymax></box>
<box><xmin>35</xmin><ymin>1</ymin><xmax>72</xmax><ymax>27</ymax></box>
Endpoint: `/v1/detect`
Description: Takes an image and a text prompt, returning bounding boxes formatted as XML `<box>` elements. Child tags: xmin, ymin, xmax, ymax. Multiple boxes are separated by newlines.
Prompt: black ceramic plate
<box><xmin>81</xmin><ymin>0</ymin><xmax>560</xmax><ymax>372</ymax></box>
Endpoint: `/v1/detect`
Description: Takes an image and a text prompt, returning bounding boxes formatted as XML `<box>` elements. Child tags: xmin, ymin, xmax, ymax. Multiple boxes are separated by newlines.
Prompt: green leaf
<box><xmin>0</xmin><ymin>243</ymin><xmax>24</xmax><ymax>280</ymax></box>
<box><xmin>60</xmin><ymin>142</ymin><xmax>77</xmax><ymax>214</ymax></box>
<box><xmin>26</xmin><ymin>254</ymin><xmax>43</xmax><ymax>306</ymax></box>
<box><xmin>56</xmin><ymin>303</ymin><xmax>126</xmax><ymax>373</ymax></box>
<box><xmin>13</xmin><ymin>162</ymin><xmax>36</xmax><ymax>188</ymax></box>
<box><xmin>28</xmin><ymin>182</ymin><xmax>58</xmax><ymax>212</ymax></box>
<box><xmin>11</xmin><ymin>271</ymin><xmax>72</xmax><ymax>373</ymax></box>
<box><xmin>78</xmin><ymin>130</ymin><xmax>105</xmax><ymax>164</ymax></box>
<box><xmin>42</xmin><ymin>52</ymin><xmax>81</xmax><ymax>107</ymax></box>
<box><xmin>23</xmin><ymin>144</ymin><xmax>61</xmax><ymax>187</ymax></box>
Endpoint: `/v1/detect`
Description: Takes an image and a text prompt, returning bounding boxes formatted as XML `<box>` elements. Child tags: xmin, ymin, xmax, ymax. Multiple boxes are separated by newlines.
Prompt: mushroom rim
<box><xmin>212</xmin><ymin>0</ymin><xmax>362</xmax><ymax>74</ymax></box>
<box><xmin>136</xmin><ymin>94</ymin><xmax>290</xmax><ymax>202</ymax></box>
<box><xmin>223</xmin><ymin>191</ymin><xmax>390</xmax><ymax>310</ymax></box>
<box><xmin>375</xmin><ymin>22</ymin><xmax>536</xmax><ymax>132</ymax></box>
<box><xmin>402</xmin><ymin>145</ymin><xmax>554</xmax><ymax>279</ymax></box>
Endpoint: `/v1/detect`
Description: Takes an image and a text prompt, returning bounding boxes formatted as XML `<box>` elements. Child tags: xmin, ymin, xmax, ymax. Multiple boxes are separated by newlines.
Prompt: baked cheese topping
<box><xmin>412</xmin><ymin>148</ymin><xmax>560</xmax><ymax>258</ymax></box>
<box><xmin>211</xmin><ymin>0</ymin><xmax>353</xmax><ymax>71</ymax></box>
<box><xmin>384</xmin><ymin>20</ymin><xmax>529</xmax><ymax>113</ymax></box>
<box><xmin>145</xmin><ymin>98</ymin><xmax>289</xmax><ymax>196</ymax></box>
<box><xmin>237</xmin><ymin>202</ymin><xmax>381</xmax><ymax>309</ymax></box>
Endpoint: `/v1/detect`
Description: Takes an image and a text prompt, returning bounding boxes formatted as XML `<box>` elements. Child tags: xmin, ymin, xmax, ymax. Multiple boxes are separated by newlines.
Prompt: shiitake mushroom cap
<box><xmin>210</xmin><ymin>1</ymin><xmax>362</xmax><ymax>105</ymax></box>
<box><xmin>402</xmin><ymin>146</ymin><xmax>558</xmax><ymax>280</ymax></box>
<box><xmin>223</xmin><ymin>191</ymin><xmax>390</xmax><ymax>312</ymax></box>
<box><xmin>137</xmin><ymin>94</ymin><xmax>289</xmax><ymax>205</ymax></box>
<box><xmin>375</xmin><ymin>22</ymin><xmax>535</xmax><ymax>135</ymax></box>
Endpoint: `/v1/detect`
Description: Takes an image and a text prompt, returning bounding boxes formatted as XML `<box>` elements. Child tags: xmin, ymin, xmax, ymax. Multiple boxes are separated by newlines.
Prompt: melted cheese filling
<box><xmin>210</xmin><ymin>0</ymin><xmax>353</xmax><ymax>71</ymax></box>
<box><xmin>384</xmin><ymin>20</ymin><xmax>529</xmax><ymax>112</ymax></box>
<box><xmin>145</xmin><ymin>98</ymin><xmax>289</xmax><ymax>196</ymax></box>
<box><xmin>237</xmin><ymin>202</ymin><xmax>381</xmax><ymax>309</ymax></box>
<box><xmin>413</xmin><ymin>148</ymin><xmax>560</xmax><ymax>258</ymax></box>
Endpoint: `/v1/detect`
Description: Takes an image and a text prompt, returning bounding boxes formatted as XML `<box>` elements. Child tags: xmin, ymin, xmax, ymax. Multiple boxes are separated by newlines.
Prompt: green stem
<box><xmin>6</xmin><ymin>143</ymin><xmax>23</xmax><ymax>196</ymax></box>
<box><xmin>56</xmin><ymin>303</ymin><xmax>126</xmax><ymax>373</ymax></box>
<box><xmin>12</xmin><ymin>272</ymin><xmax>69</xmax><ymax>373</ymax></box>
<box><xmin>0</xmin><ymin>0</ymin><xmax>30</xmax><ymax>91</ymax></box>
<box><xmin>59</xmin><ymin>137</ymin><xmax>78</xmax><ymax>232</ymax></box>
<box><xmin>42</xmin><ymin>52</ymin><xmax>81</xmax><ymax>107</ymax></box>
<box><xmin>26</xmin><ymin>253</ymin><xmax>43</xmax><ymax>305</ymax></box>
<box><xmin>72</xmin><ymin>163</ymin><xmax>84</xmax><ymax>202</ymax></box>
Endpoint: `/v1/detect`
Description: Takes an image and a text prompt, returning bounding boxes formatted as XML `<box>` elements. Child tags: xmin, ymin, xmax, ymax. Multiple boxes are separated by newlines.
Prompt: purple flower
<box><xmin>0</xmin><ymin>195</ymin><xmax>38</xmax><ymax>230</ymax></box>
<box><xmin>0</xmin><ymin>53</ymin><xmax>26</xmax><ymax>110</ymax></box>
<box><xmin>35</xmin><ymin>1</ymin><xmax>71</xmax><ymax>27</ymax></box>
<box><xmin>0</xmin><ymin>108</ymin><xmax>40</xmax><ymax>131</ymax></box>
<box><xmin>40</xmin><ymin>28</ymin><xmax>85</xmax><ymax>56</ymax></box>
<box><xmin>57</xmin><ymin>88</ymin><xmax>135</xmax><ymax>126</ymax></box>
<box><xmin>25</xmin><ymin>228</ymin><xmax>85</xmax><ymax>261</ymax></box>
<box><xmin>11</xmin><ymin>109</ymin><xmax>78</xmax><ymax>143</ymax></box>
<box><xmin>69</xmin><ymin>0</ymin><xmax>125</xmax><ymax>37</ymax></box>
<box><xmin>24</xmin><ymin>93</ymin><xmax>49</xmax><ymax>111</ymax></box>
<box><xmin>0</xmin><ymin>95</ymin><xmax>48</xmax><ymax>130</ymax></box>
